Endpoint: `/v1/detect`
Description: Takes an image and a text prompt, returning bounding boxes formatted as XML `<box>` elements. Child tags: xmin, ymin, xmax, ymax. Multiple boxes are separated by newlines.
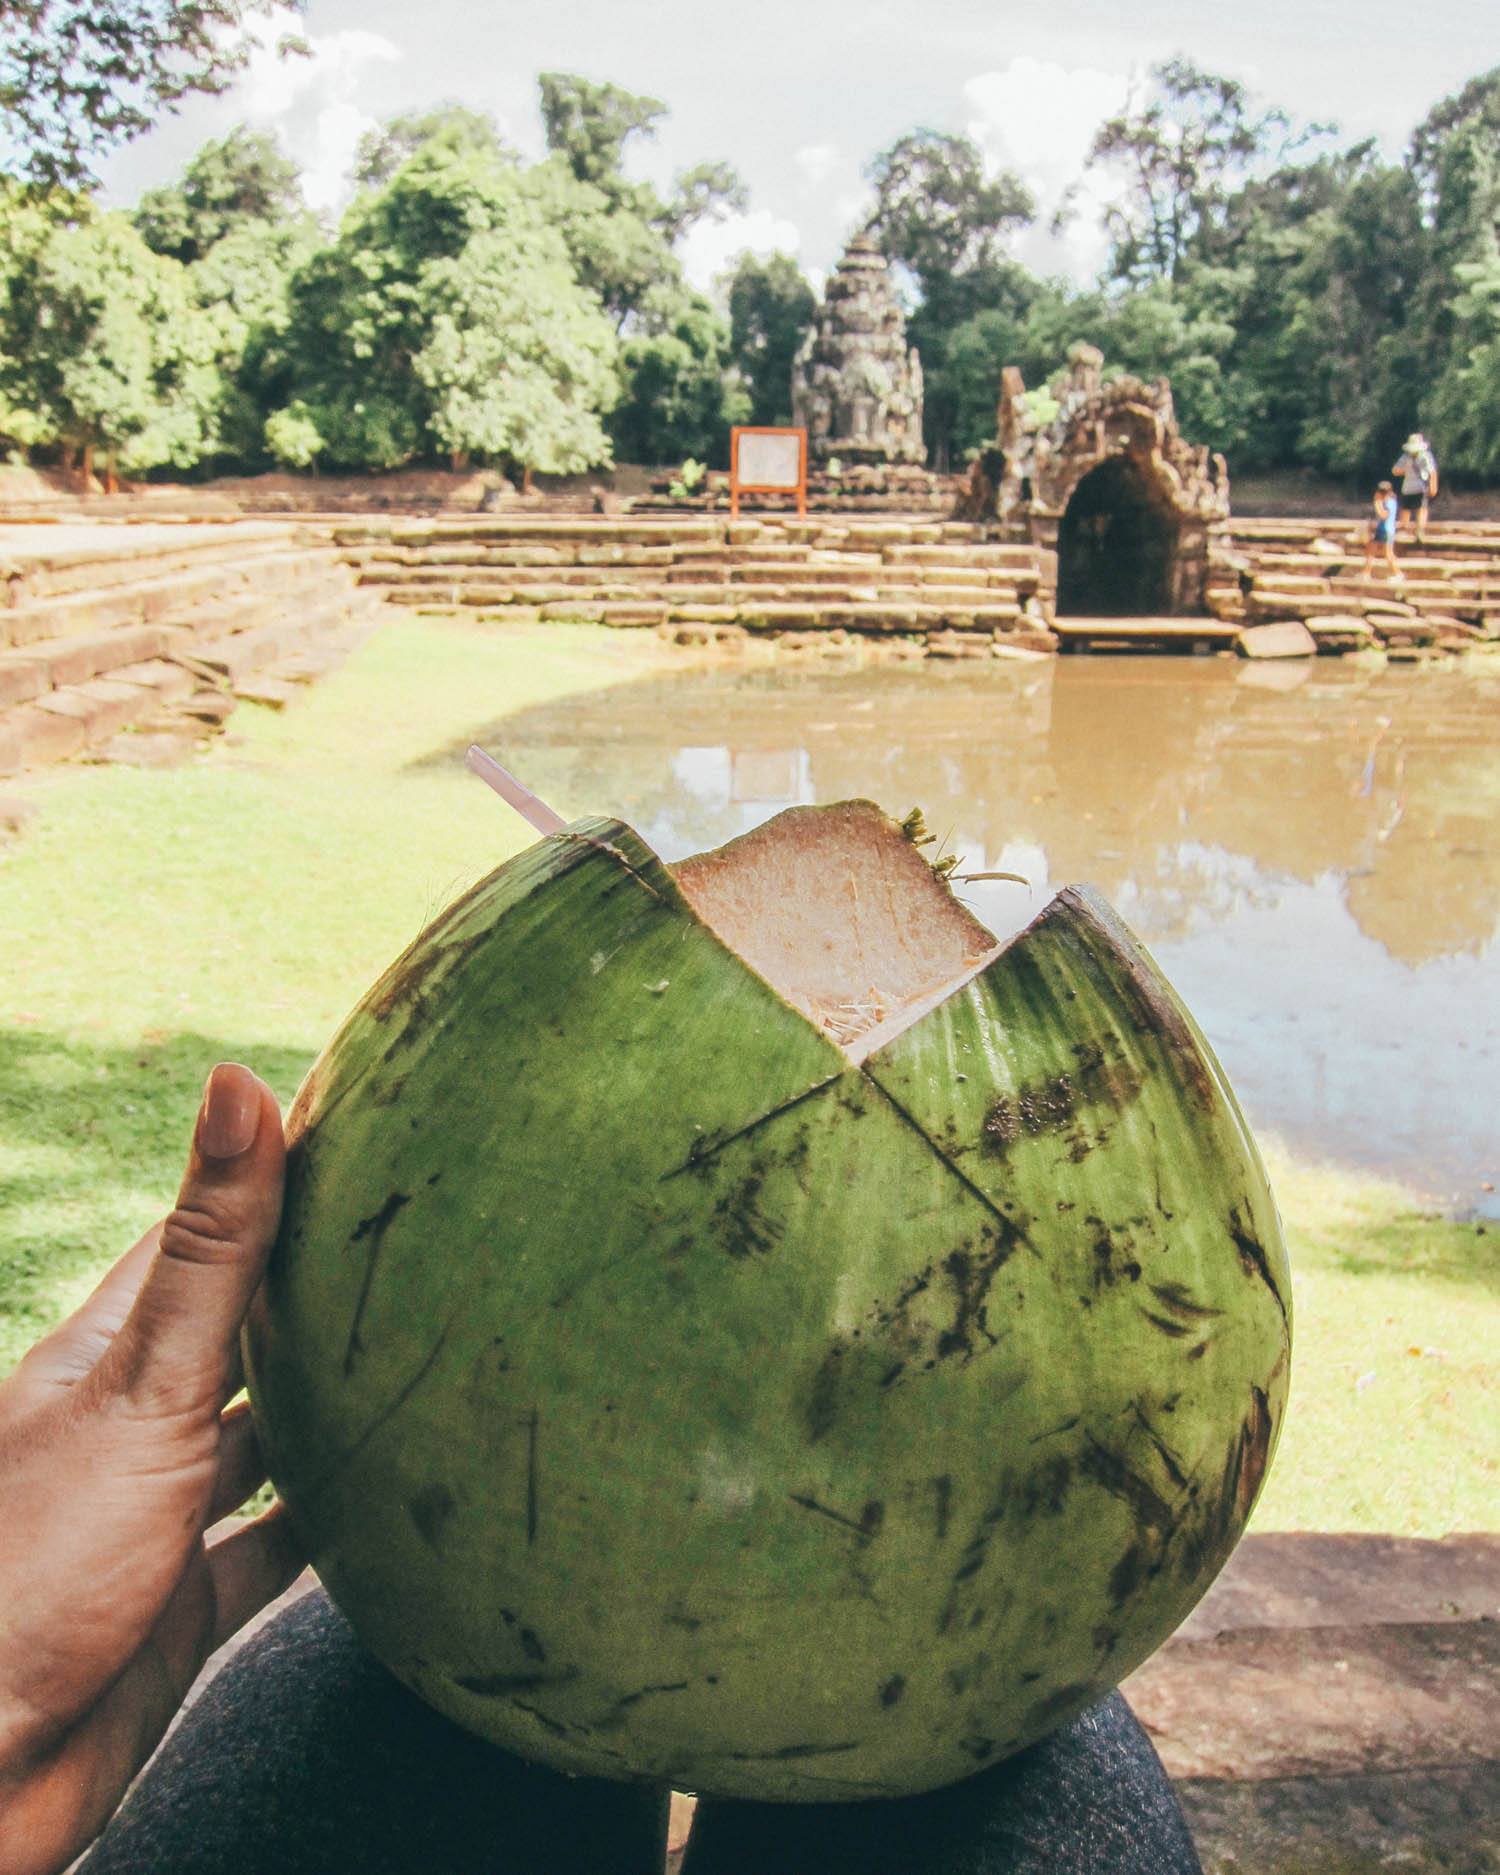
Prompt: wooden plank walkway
<box><xmin>1053</xmin><ymin>613</ymin><xmax>1242</xmax><ymax>651</ymax></box>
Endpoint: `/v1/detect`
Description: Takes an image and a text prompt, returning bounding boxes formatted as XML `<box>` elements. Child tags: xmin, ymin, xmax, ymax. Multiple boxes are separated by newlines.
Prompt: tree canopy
<box><xmin>135</xmin><ymin>124</ymin><xmax>303</xmax><ymax>263</ymax></box>
<box><xmin>0</xmin><ymin>0</ymin><xmax>297</xmax><ymax>188</ymax></box>
<box><xmin>2</xmin><ymin>51</ymin><xmax>1500</xmax><ymax>485</ymax></box>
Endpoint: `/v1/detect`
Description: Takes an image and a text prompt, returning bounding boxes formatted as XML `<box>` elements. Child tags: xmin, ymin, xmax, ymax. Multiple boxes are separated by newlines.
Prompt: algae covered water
<box><xmin>478</xmin><ymin>652</ymin><xmax>1500</xmax><ymax>1219</ymax></box>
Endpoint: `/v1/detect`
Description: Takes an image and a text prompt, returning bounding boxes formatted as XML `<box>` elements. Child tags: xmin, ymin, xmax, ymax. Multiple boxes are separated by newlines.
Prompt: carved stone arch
<box><xmin>991</xmin><ymin>346</ymin><xmax>1232</xmax><ymax>616</ymax></box>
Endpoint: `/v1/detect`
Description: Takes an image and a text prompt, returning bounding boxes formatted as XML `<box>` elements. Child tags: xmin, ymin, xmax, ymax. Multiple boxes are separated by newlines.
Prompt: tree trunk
<box><xmin>522</xmin><ymin>464</ymin><xmax>535</xmax><ymax>496</ymax></box>
<box><xmin>81</xmin><ymin>440</ymin><xmax>95</xmax><ymax>489</ymax></box>
<box><xmin>104</xmin><ymin>452</ymin><xmax>118</xmax><ymax>496</ymax></box>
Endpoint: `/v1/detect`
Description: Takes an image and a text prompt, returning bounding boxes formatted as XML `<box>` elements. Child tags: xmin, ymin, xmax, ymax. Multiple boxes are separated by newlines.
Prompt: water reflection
<box><xmin>458</xmin><ymin>655</ymin><xmax>1500</xmax><ymax>1214</ymax></box>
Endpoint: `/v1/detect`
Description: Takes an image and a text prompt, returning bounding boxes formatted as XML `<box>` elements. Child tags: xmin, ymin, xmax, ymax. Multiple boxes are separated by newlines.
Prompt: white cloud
<box><xmin>794</xmin><ymin>143</ymin><xmax>839</xmax><ymax>187</ymax></box>
<box><xmin>678</xmin><ymin>207</ymin><xmax>802</xmax><ymax>293</ymax></box>
<box><xmin>236</xmin><ymin>7</ymin><xmax>400</xmax><ymax>214</ymax></box>
<box><xmin>964</xmin><ymin>56</ymin><xmax>1132</xmax><ymax>284</ymax></box>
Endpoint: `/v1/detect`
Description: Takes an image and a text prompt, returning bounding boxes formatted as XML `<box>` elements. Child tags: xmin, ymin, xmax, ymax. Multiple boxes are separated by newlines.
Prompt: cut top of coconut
<box><xmin>671</xmin><ymin>801</ymin><xmax>1004</xmax><ymax>1064</ymax></box>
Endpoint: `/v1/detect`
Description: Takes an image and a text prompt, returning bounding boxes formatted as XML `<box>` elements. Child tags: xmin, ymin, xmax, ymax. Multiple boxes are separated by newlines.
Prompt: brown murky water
<box><xmin>482</xmin><ymin>653</ymin><xmax>1500</xmax><ymax>1216</ymax></box>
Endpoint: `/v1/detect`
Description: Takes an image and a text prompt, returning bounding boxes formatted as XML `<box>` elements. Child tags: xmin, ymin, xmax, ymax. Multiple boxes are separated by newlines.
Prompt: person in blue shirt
<box><xmin>1363</xmin><ymin>480</ymin><xmax>1399</xmax><ymax>579</ymax></box>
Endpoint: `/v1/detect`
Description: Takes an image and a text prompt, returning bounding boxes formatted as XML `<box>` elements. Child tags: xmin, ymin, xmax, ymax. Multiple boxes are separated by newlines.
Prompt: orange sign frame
<box><xmin>730</xmin><ymin>425</ymin><xmax>808</xmax><ymax>518</ymax></box>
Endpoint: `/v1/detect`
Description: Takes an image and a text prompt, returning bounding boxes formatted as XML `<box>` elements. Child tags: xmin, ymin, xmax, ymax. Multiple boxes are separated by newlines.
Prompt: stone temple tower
<box><xmin>792</xmin><ymin>234</ymin><xmax>926</xmax><ymax>467</ymax></box>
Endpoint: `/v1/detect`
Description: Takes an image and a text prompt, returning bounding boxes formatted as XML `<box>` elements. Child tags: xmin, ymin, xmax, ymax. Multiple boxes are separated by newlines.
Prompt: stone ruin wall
<box><xmin>986</xmin><ymin>344</ymin><xmax>1236</xmax><ymax>614</ymax></box>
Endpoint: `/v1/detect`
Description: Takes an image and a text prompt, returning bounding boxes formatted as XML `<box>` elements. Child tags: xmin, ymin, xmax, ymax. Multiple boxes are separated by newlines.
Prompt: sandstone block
<box><xmin>10</xmin><ymin>701</ymin><xmax>87</xmax><ymax>766</ymax></box>
<box><xmin>1372</xmin><ymin>618</ymin><xmax>1437</xmax><ymax>648</ymax></box>
<box><xmin>42</xmin><ymin>623</ymin><xmax>170</xmax><ymax>688</ymax></box>
<box><xmin>599</xmin><ymin>603</ymin><xmax>667</xmax><ymax>628</ymax></box>
<box><xmin>109</xmin><ymin>659</ymin><xmax>198</xmax><ymax>703</ymax></box>
<box><xmin>1000</xmin><ymin>625</ymin><xmax>1061</xmax><ymax>654</ymax></box>
<box><xmin>1237</xmin><ymin>621</ymin><xmax>1317</xmax><ymax>660</ymax></box>
<box><xmin>0</xmin><ymin>654</ymin><xmax>49</xmax><ymax>708</ymax></box>
<box><xmin>925</xmin><ymin>631</ymin><xmax>992</xmax><ymax>659</ymax></box>
<box><xmin>738</xmin><ymin>606</ymin><xmax>822</xmax><ymax>631</ymax></box>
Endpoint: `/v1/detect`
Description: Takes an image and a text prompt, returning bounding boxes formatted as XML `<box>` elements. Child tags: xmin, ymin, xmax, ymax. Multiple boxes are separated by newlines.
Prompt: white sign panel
<box><xmin>736</xmin><ymin>431</ymin><xmax>802</xmax><ymax>489</ymax></box>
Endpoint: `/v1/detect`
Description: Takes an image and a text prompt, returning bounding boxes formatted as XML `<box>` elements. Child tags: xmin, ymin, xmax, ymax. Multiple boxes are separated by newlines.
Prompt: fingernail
<box><xmin>197</xmin><ymin>1063</ymin><xmax>261</xmax><ymax>1160</ymax></box>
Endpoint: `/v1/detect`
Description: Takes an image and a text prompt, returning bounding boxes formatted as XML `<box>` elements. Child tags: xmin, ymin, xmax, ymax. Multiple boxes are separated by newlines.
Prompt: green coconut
<box><xmin>244</xmin><ymin>799</ymin><xmax>1290</xmax><ymax>1802</ymax></box>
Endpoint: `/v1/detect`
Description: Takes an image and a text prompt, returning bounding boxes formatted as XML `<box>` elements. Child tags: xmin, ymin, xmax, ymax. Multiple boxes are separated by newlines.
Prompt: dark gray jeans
<box><xmin>81</xmin><ymin>1590</ymin><xmax>1201</xmax><ymax>1874</ymax></box>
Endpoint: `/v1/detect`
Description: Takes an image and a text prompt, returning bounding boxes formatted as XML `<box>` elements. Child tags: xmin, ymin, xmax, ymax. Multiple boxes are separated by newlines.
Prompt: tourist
<box><xmin>0</xmin><ymin>1064</ymin><xmax>1201</xmax><ymax>1875</ymax></box>
<box><xmin>1391</xmin><ymin>433</ymin><xmax>1440</xmax><ymax>544</ymax></box>
<box><xmin>1363</xmin><ymin>480</ymin><xmax>1400</xmax><ymax>579</ymax></box>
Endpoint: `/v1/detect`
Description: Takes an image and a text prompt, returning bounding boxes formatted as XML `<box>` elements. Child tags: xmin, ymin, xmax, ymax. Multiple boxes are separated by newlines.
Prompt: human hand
<box><xmin>0</xmin><ymin>1064</ymin><xmax>304</xmax><ymax>1875</ymax></box>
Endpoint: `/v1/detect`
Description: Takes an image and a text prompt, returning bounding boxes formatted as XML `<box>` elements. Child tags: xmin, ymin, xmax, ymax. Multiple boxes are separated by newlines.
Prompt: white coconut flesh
<box><xmin>671</xmin><ymin>800</ymin><xmax>1009</xmax><ymax>1065</ymax></box>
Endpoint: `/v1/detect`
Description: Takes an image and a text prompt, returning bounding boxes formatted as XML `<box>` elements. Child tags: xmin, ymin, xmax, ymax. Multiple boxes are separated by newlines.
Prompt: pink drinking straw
<box><xmin>465</xmin><ymin>745</ymin><xmax>568</xmax><ymax>836</ymax></box>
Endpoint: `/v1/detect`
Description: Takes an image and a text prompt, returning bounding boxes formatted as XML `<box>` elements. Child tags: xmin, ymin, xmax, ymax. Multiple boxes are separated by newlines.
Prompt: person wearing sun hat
<box><xmin>1392</xmin><ymin>431</ymin><xmax>1439</xmax><ymax>544</ymax></box>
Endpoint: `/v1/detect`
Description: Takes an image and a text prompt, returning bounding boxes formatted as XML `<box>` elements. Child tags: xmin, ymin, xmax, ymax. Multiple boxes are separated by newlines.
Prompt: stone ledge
<box><xmin>1178</xmin><ymin>1763</ymin><xmax>1500</xmax><ymax>1875</ymax></box>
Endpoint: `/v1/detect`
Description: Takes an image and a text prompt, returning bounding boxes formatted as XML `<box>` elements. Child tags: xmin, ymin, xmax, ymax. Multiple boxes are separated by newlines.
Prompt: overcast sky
<box><xmin>99</xmin><ymin>0</ymin><xmax>1499</xmax><ymax>290</ymax></box>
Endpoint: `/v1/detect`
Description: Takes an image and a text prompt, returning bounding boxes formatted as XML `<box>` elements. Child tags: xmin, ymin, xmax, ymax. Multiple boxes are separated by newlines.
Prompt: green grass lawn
<box><xmin>2</xmin><ymin>615</ymin><xmax>1495</xmax><ymax>1536</ymax></box>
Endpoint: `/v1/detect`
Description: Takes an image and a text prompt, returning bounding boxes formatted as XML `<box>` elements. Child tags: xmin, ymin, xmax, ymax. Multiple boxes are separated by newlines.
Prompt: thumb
<box><xmin>107</xmin><ymin>1064</ymin><xmax>286</xmax><ymax>1414</ymax></box>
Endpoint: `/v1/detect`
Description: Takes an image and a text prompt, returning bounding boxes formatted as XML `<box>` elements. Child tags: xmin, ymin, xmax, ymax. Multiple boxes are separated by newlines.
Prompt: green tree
<box><xmin>519</xmin><ymin>155</ymin><xmax>678</xmax><ymax>326</ymax></box>
<box><xmin>725</xmin><ymin>250</ymin><xmax>814</xmax><ymax>426</ymax></box>
<box><xmin>271</xmin><ymin>141</ymin><xmax>618</xmax><ymax>474</ymax></box>
<box><xmin>0</xmin><ymin>0</ymin><xmax>298</xmax><ymax>188</ymax></box>
<box><xmin>352</xmin><ymin>104</ymin><xmax>511</xmax><ymax>192</ymax></box>
<box><xmin>1429</xmin><ymin>258</ymin><xmax>1500</xmax><ymax>476</ymax></box>
<box><xmin>263</xmin><ymin>400</ymin><xmax>323</xmax><ymax>469</ymax></box>
<box><xmin>1083</xmin><ymin>57</ymin><xmax>1325</xmax><ymax>285</ymax></box>
<box><xmin>1410</xmin><ymin>68</ymin><xmax>1500</xmax><ymax>471</ymax></box>
<box><xmin>538</xmin><ymin>71</ymin><xmax>664</xmax><ymax>194</ymax></box>
<box><xmin>658</xmin><ymin>160</ymin><xmax>750</xmax><ymax>244</ymax></box>
<box><xmin>4</xmin><ymin>205</ymin><xmax>216</xmax><ymax>475</ymax></box>
<box><xmin>188</xmin><ymin>213</ymin><xmax>320</xmax><ymax>462</ymax></box>
<box><xmin>134</xmin><ymin>124</ymin><xmax>303</xmax><ymax>263</ymax></box>
<box><xmin>866</xmin><ymin>128</ymin><xmax>1035</xmax><ymax>463</ymax></box>
<box><xmin>0</xmin><ymin>180</ymin><xmax>64</xmax><ymax>451</ymax></box>
<box><xmin>610</xmin><ymin>289</ymin><xmax>749</xmax><ymax>465</ymax></box>
<box><xmin>867</xmin><ymin>129</ymin><xmax>1034</xmax><ymax>321</ymax></box>
<box><xmin>415</xmin><ymin>225</ymin><xmax>619</xmax><ymax>477</ymax></box>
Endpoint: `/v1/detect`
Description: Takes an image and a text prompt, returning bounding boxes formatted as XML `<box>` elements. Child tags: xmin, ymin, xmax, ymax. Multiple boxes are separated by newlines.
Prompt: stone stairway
<box><xmin>1125</xmin><ymin>1531</ymin><xmax>1500</xmax><ymax>1874</ymax></box>
<box><xmin>1218</xmin><ymin>520</ymin><xmax>1500</xmax><ymax>657</ymax></box>
<box><xmin>337</xmin><ymin>516</ymin><xmax>1060</xmax><ymax>658</ymax></box>
<box><xmin>0</xmin><ymin>522</ymin><xmax>382</xmax><ymax>773</ymax></box>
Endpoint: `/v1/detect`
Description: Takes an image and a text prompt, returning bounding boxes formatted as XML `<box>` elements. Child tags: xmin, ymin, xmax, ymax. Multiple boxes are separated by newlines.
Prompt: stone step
<box><xmin>735</xmin><ymin>600</ymin><xmax>1028</xmax><ymax>633</ymax></box>
<box><xmin>1233</xmin><ymin>518</ymin><xmax>1500</xmax><ymax>546</ymax></box>
<box><xmin>1</xmin><ymin>525</ymin><xmax>304</xmax><ymax>605</ymax></box>
<box><xmin>366</xmin><ymin>573</ymin><xmax>1023</xmax><ymax>611</ymax></box>
<box><xmin>353</xmin><ymin>552</ymin><xmax>1032</xmax><ymax>590</ymax></box>
<box><xmin>1246</xmin><ymin>550</ymin><xmax>1496</xmax><ymax>582</ymax></box>
<box><xmin>1124</xmin><ymin>1533</ymin><xmax>1500</xmax><ymax>1875</ymax></box>
<box><xmin>1323</xmin><ymin>575</ymin><xmax>1477</xmax><ymax>600</ymax></box>
<box><xmin>377</xmin><ymin>585</ymin><xmax>1038</xmax><ymax>635</ymax></box>
<box><xmin>1249</xmin><ymin>586</ymin><xmax>1500</xmax><ymax>624</ymax></box>
<box><xmin>1177</xmin><ymin>1765</ymin><xmax>1498</xmax><ymax>1875</ymax></box>
<box><xmin>344</xmin><ymin>520</ymin><xmax>726</xmax><ymax>549</ymax></box>
<box><xmin>0</xmin><ymin>592</ymin><xmax>370</xmax><ymax>774</ymax></box>
<box><xmin>0</xmin><ymin>674</ymin><xmax>169</xmax><ymax>770</ymax></box>
<box><xmin>0</xmin><ymin>620</ymin><xmax>179</xmax><ymax>702</ymax></box>
<box><xmin>1135</xmin><ymin>1619</ymin><xmax>1498</xmax><ymax>1781</ymax></box>
<box><xmin>2</xmin><ymin>546</ymin><xmax>354</xmax><ymax>647</ymax></box>
<box><xmin>192</xmin><ymin>600</ymin><xmax>361</xmax><ymax>684</ymax></box>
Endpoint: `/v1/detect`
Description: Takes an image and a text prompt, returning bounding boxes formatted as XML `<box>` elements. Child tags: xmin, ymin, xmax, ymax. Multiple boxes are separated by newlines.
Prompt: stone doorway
<box><xmin>1056</xmin><ymin>457</ymin><xmax>1178</xmax><ymax>616</ymax></box>
<box><xmin>985</xmin><ymin>346</ymin><xmax>1233</xmax><ymax>620</ymax></box>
